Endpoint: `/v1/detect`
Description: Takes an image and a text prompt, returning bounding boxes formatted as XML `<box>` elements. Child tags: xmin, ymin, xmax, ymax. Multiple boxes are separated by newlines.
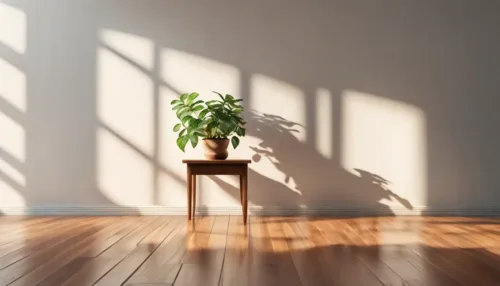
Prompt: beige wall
<box><xmin>1</xmin><ymin>0</ymin><xmax>499</xmax><ymax>215</ymax></box>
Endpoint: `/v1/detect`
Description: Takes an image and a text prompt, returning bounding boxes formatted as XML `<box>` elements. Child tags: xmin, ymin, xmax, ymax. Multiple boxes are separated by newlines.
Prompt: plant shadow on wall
<box><xmin>213</xmin><ymin>111</ymin><xmax>413</xmax><ymax>215</ymax></box>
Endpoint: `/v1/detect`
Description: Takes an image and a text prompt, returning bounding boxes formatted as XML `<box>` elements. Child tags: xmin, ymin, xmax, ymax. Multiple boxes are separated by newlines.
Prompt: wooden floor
<box><xmin>0</xmin><ymin>217</ymin><xmax>500</xmax><ymax>286</ymax></box>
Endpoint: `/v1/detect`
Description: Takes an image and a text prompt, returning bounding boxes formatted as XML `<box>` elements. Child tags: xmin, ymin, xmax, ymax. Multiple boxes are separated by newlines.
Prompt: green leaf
<box><xmin>225</xmin><ymin>94</ymin><xmax>234</xmax><ymax>101</ymax></box>
<box><xmin>212</xmin><ymin>109</ymin><xmax>224</xmax><ymax>118</ymax></box>
<box><xmin>202</xmin><ymin>118</ymin><xmax>212</xmax><ymax>128</ymax></box>
<box><xmin>236</xmin><ymin>127</ymin><xmax>245</xmax><ymax>136</ymax></box>
<box><xmin>179</xmin><ymin>111</ymin><xmax>192</xmax><ymax>120</ymax></box>
<box><xmin>207</xmin><ymin>100</ymin><xmax>222</xmax><ymax>106</ymax></box>
<box><xmin>176</xmin><ymin>136</ymin><xmax>182</xmax><ymax>149</ymax></box>
<box><xmin>179</xmin><ymin>129</ymin><xmax>186</xmax><ymax>137</ymax></box>
<box><xmin>219</xmin><ymin>122</ymin><xmax>234</xmax><ymax>136</ymax></box>
<box><xmin>176</xmin><ymin>107</ymin><xmax>188</xmax><ymax>118</ymax></box>
<box><xmin>180</xmin><ymin>136</ymin><xmax>190</xmax><ymax>152</ymax></box>
<box><xmin>208</xmin><ymin>103</ymin><xmax>222</xmax><ymax>109</ymax></box>
<box><xmin>212</xmin><ymin>91</ymin><xmax>225</xmax><ymax>101</ymax></box>
<box><xmin>182</xmin><ymin>115</ymin><xmax>194</xmax><ymax>126</ymax></box>
<box><xmin>207</xmin><ymin>121</ymin><xmax>218</xmax><ymax>135</ymax></box>
<box><xmin>188</xmin><ymin>119</ymin><xmax>202</xmax><ymax>132</ymax></box>
<box><xmin>233</xmin><ymin>108</ymin><xmax>243</xmax><ymax>113</ymax></box>
<box><xmin>229</xmin><ymin>101</ymin><xmax>242</xmax><ymax>107</ymax></box>
<box><xmin>191</xmin><ymin>100</ymin><xmax>204</xmax><ymax>106</ymax></box>
<box><xmin>231</xmin><ymin>136</ymin><xmax>240</xmax><ymax>149</ymax></box>
<box><xmin>197</xmin><ymin>117</ymin><xmax>205</xmax><ymax>125</ymax></box>
<box><xmin>199</xmin><ymin>109</ymin><xmax>209</xmax><ymax>119</ymax></box>
<box><xmin>230</xmin><ymin>114</ymin><xmax>243</xmax><ymax>123</ymax></box>
<box><xmin>176</xmin><ymin>135</ymin><xmax>190</xmax><ymax>152</ymax></box>
<box><xmin>190</xmin><ymin>135</ymin><xmax>198</xmax><ymax>148</ymax></box>
<box><xmin>180</xmin><ymin>93</ymin><xmax>188</xmax><ymax>102</ymax></box>
<box><xmin>180</xmin><ymin>135</ymin><xmax>190</xmax><ymax>152</ymax></box>
<box><xmin>171</xmin><ymin>99</ymin><xmax>181</xmax><ymax>105</ymax></box>
<box><xmin>172</xmin><ymin>104</ymin><xmax>183</xmax><ymax>111</ymax></box>
<box><xmin>186</xmin><ymin>92</ymin><xmax>199</xmax><ymax>105</ymax></box>
<box><xmin>193</xmin><ymin>105</ymin><xmax>204</xmax><ymax>111</ymax></box>
<box><xmin>173</xmin><ymin>123</ymin><xmax>181</xmax><ymax>132</ymax></box>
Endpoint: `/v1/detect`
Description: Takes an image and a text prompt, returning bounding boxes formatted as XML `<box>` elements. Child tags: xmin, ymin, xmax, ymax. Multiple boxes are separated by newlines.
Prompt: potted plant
<box><xmin>171</xmin><ymin>91</ymin><xmax>246</xmax><ymax>160</ymax></box>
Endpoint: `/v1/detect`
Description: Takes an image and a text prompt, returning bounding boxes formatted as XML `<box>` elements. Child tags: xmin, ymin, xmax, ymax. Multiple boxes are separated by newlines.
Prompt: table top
<box><xmin>182</xmin><ymin>159</ymin><xmax>251</xmax><ymax>164</ymax></box>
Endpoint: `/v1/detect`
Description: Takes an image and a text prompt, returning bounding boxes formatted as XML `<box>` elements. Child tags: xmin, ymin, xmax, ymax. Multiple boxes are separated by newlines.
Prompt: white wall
<box><xmin>1</xmin><ymin>0</ymin><xmax>500</xmax><ymax>215</ymax></box>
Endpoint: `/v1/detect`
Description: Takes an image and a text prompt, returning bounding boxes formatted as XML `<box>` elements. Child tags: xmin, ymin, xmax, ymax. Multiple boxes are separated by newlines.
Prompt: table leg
<box><xmin>192</xmin><ymin>174</ymin><xmax>197</xmax><ymax>219</ymax></box>
<box><xmin>242</xmin><ymin>170</ymin><xmax>248</xmax><ymax>224</ymax></box>
<box><xmin>239</xmin><ymin>175</ymin><xmax>243</xmax><ymax>206</ymax></box>
<box><xmin>187</xmin><ymin>166</ymin><xmax>192</xmax><ymax>220</ymax></box>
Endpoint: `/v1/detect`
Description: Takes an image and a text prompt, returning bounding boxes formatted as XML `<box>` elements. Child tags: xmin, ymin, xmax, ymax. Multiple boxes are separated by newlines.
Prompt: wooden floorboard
<box><xmin>0</xmin><ymin>216</ymin><xmax>499</xmax><ymax>285</ymax></box>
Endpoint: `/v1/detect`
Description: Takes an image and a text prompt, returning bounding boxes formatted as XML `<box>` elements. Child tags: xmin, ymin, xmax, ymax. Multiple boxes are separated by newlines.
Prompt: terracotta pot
<box><xmin>202</xmin><ymin>138</ymin><xmax>229</xmax><ymax>160</ymax></box>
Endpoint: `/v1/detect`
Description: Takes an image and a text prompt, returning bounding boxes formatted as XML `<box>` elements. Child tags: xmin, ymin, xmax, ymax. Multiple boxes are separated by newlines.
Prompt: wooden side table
<box><xmin>182</xmin><ymin>159</ymin><xmax>251</xmax><ymax>224</ymax></box>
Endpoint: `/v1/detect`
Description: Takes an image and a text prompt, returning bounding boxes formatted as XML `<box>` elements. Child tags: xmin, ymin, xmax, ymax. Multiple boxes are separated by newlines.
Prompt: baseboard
<box><xmin>1</xmin><ymin>205</ymin><xmax>500</xmax><ymax>216</ymax></box>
